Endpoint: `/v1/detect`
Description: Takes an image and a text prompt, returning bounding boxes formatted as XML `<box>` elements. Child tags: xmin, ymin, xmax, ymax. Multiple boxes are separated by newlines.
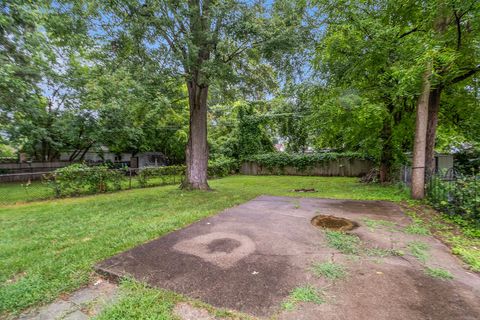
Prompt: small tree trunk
<box><xmin>183</xmin><ymin>80</ymin><xmax>210</xmax><ymax>190</ymax></box>
<box><xmin>425</xmin><ymin>87</ymin><xmax>442</xmax><ymax>176</ymax></box>
<box><xmin>411</xmin><ymin>63</ymin><xmax>432</xmax><ymax>199</ymax></box>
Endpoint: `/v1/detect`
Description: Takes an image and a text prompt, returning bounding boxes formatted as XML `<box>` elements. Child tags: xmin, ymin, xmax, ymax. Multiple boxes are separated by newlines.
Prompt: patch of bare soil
<box><xmin>311</xmin><ymin>215</ymin><xmax>358</xmax><ymax>231</ymax></box>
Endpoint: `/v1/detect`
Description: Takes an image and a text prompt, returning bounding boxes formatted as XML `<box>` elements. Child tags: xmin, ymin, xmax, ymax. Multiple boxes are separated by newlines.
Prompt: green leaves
<box><xmin>244</xmin><ymin>152</ymin><xmax>371</xmax><ymax>171</ymax></box>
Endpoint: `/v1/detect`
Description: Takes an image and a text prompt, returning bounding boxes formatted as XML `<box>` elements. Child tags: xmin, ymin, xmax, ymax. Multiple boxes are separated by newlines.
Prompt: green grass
<box><xmin>94</xmin><ymin>280</ymin><xmax>179</xmax><ymax>320</ymax></box>
<box><xmin>424</xmin><ymin>267</ymin><xmax>454</xmax><ymax>280</ymax></box>
<box><xmin>282</xmin><ymin>285</ymin><xmax>324</xmax><ymax>311</ymax></box>
<box><xmin>0</xmin><ymin>175</ymin><xmax>411</xmax><ymax>206</ymax></box>
<box><xmin>0</xmin><ymin>175</ymin><xmax>415</xmax><ymax>317</ymax></box>
<box><xmin>404</xmin><ymin>223</ymin><xmax>431</xmax><ymax>235</ymax></box>
<box><xmin>310</xmin><ymin>262</ymin><xmax>347</xmax><ymax>280</ymax></box>
<box><xmin>403</xmin><ymin>207</ymin><xmax>479</xmax><ymax>272</ymax></box>
<box><xmin>0</xmin><ymin>175</ymin><xmax>183</xmax><ymax>205</ymax></box>
<box><xmin>404</xmin><ymin>220</ymin><xmax>431</xmax><ymax>236</ymax></box>
<box><xmin>408</xmin><ymin>241</ymin><xmax>430</xmax><ymax>263</ymax></box>
<box><xmin>364</xmin><ymin>246</ymin><xmax>404</xmax><ymax>258</ymax></box>
<box><xmin>362</xmin><ymin>218</ymin><xmax>396</xmax><ymax>231</ymax></box>
<box><xmin>324</xmin><ymin>231</ymin><xmax>361</xmax><ymax>255</ymax></box>
<box><xmin>0</xmin><ymin>181</ymin><xmax>54</xmax><ymax>204</ymax></box>
<box><xmin>451</xmin><ymin>244</ymin><xmax>480</xmax><ymax>272</ymax></box>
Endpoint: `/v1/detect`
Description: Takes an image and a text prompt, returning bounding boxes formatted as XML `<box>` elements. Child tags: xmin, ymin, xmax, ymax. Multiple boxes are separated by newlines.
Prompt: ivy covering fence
<box><xmin>243</xmin><ymin>152</ymin><xmax>372</xmax><ymax>170</ymax></box>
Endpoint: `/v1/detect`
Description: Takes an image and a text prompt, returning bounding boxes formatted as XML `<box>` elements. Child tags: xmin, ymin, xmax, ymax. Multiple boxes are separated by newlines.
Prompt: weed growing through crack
<box><xmin>362</xmin><ymin>218</ymin><xmax>396</xmax><ymax>231</ymax></box>
<box><xmin>408</xmin><ymin>241</ymin><xmax>429</xmax><ymax>263</ymax></box>
<box><xmin>325</xmin><ymin>231</ymin><xmax>361</xmax><ymax>255</ymax></box>
<box><xmin>311</xmin><ymin>262</ymin><xmax>347</xmax><ymax>280</ymax></box>
<box><xmin>291</xmin><ymin>200</ymin><xmax>301</xmax><ymax>209</ymax></box>
<box><xmin>282</xmin><ymin>285</ymin><xmax>324</xmax><ymax>311</ymax></box>
<box><xmin>404</xmin><ymin>222</ymin><xmax>431</xmax><ymax>236</ymax></box>
<box><xmin>425</xmin><ymin>267</ymin><xmax>454</xmax><ymax>280</ymax></box>
<box><xmin>364</xmin><ymin>246</ymin><xmax>404</xmax><ymax>258</ymax></box>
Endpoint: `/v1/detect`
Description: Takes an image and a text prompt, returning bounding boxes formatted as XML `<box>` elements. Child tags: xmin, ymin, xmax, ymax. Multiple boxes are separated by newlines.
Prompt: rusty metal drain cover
<box><xmin>311</xmin><ymin>215</ymin><xmax>358</xmax><ymax>231</ymax></box>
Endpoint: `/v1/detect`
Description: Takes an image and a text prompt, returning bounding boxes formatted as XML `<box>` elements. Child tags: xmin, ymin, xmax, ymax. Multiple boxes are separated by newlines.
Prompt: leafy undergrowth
<box><xmin>0</xmin><ymin>175</ymin><xmax>409</xmax><ymax>317</ymax></box>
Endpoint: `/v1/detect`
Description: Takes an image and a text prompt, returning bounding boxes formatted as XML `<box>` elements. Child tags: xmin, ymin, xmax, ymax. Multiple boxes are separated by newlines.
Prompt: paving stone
<box><xmin>16</xmin><ymin>280</ymin><xmax>119</xmax><ymax>320</ymax></box>
<box><xmin>22</xmin><ymin>300</ymin><xmax>76</xmax><ymax>320</ymax></box>
<box><xmin>70</xmin><ymin>288</ymin><xmax>101</xmax><ymax>305</ymax></box>
<box><xmin>63</xmin><ymin>310</ymin><xmax>89</xmax><ymax>320</ymax></box>
<box><xmin>173</xmin><ymin>303</ymin><xmax>219</xmax><ymax>320</ymax></box>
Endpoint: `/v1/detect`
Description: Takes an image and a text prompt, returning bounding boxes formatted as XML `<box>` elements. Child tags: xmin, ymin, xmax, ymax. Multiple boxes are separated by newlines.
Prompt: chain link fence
<box><xmin>0</xmin><ymin>167</ymin><xmax>183</xmax><ymax>206</ymax></box>
<box><xmin>0</xmin><ymin>161</ymin><xmax>238</xmax><ymax>206</ymax></box>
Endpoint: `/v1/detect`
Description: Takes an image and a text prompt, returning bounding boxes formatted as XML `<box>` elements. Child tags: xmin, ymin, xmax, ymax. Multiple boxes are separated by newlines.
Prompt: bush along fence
<box><xmin>241</xmin><ymin>152</ymin><xmax>375</xmax><ymax>177</ymax></box>
<box><xmin>427</xmin><ymin>169</ymin><xmax>480</xmax><ymax>222</ymax></box>
<box><xmin>0</xmin><ymin>159</ymin><xmax>239</xmax><ymax>204</ymax></box>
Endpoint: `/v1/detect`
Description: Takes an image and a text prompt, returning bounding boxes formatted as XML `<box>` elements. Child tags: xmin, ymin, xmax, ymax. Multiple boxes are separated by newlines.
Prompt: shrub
<box><xmin>46</xmin><ymin>164</ymin><xmax>124</xmax><ymax>197</ymax></box>
<box><xmin>243</xmin><ymin>152</ymin><xmax>372</xmax><ymax>171</ymax></box>
<box><xmin>45</xmin><ymin>159</ymin><xmax>238</xmax><ymax>197</ymax></box>
<box><xmin>427</xmin><ymin>174</ymin><xmax>480</xmax><ymax>222</ymax></box>
<box><xmin>208</xmin><ymin>157</ymin><xmax>239</xmax><ymax>178</ymax></box>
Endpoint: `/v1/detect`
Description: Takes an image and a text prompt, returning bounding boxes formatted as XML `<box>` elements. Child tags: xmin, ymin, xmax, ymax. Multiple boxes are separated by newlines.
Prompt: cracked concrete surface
<box><xmin>95</xmin><ymin>196</ymin><xmax>480</xmax><ymax>319</ymax></box>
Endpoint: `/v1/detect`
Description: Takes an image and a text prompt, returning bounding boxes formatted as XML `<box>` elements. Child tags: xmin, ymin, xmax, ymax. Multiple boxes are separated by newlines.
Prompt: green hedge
<box><xmin>243</xmin><ymin>152</ymin><xmax>372</xmax><ymax>171</ymax></box>
<box><xmin>45</xmin><ymin>164</ymin><xmax>124</xmax><ymax>197</ymax></box>
<box><xmin>208</xmin><ymin>157</ymin><xmax>239</xmax><ymax>178</ymax></box>
<box><xmin>46</xmin><ymin>159</ymin><xmax>239</xmax><ymax>197</ymax></box>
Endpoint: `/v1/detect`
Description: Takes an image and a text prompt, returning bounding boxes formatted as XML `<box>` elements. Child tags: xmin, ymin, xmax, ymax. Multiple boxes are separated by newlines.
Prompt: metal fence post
<box><xmin>129</xmin><ymin>169</ymin><xmax>132</xmax><ymax>189</ymax></box>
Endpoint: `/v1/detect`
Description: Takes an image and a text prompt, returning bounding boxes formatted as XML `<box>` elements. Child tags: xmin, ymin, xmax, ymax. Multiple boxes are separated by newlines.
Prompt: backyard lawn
<box><xmin>0</xmin><ymin>175</ymin><xmax>477</xmax><ymax>319</ymax></box>
<box><xmin>0</xmin><ymin>175</ymin><xmax>183</xmax><ymax>205</ymax></box>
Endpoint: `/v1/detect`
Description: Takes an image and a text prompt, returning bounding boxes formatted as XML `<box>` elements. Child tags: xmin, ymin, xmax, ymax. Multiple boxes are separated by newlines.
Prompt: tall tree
<box><xmin>313</xmin><ymin>0</ymin><xmax>425</xmax><ymax>181</ymax></box>
<box><xmin>86</xmin><ymin>0</ymin><xmax>308</xmax><ymax>189</ymax></box>
<box><xmin>423</xmin><ymin>0</ymin><xmax>480</xmax><ymax>175</ymax></box>
<box><xmin>412</xmin><ymin>62</ymin><xmax>432</xmax><ymax>199</ymax></box>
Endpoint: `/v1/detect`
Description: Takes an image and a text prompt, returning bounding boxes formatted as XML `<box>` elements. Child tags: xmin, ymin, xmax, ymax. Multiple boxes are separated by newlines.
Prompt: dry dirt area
<box><xmin>96</xmin><ymin>196</ymin><xmax>480</xmax><ymax>320</ymax></box>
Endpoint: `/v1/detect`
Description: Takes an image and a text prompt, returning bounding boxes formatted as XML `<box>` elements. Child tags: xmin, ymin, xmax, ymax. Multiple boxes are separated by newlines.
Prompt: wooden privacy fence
<box><xmin>0</xmin><ymin>162</ymin><xmax>71</xmax><ymax>182</ymax></box>
<box><xmin>240</xmin><ymin>158</ymin><xmax>374</xmax><ymax>177</ymax></box>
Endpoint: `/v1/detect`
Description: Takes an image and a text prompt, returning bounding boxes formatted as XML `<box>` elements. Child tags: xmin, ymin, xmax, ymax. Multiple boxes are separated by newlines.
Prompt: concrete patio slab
<box><xmin>95</xmin><ymin>196</ymin><xmax>480</xmax><ymax>319</ymax></box>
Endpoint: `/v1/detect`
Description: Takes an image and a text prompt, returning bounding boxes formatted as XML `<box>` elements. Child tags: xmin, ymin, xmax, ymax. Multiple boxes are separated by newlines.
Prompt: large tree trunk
<box><xmin>183</xmin><ymin>80</ymin><xmax>210</xmax><ymax>190</ymax></box>
<box><xmin>411</xmin><ymin>64</ymin><xmax>432</xmax><ymax>199</ymax></box>
<box><xmin>425</xmin><ymin>87</ymin><xmax>442</xmax><ymax>177</ymax></box>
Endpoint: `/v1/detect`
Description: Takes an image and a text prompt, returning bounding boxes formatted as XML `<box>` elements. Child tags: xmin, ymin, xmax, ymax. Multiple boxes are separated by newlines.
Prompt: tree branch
<box><xmin>398</xmin><ymin>27</ymin><xmax>421</xmax><ymax>39</ymax></box>
<box><xmin>453</xmin><ymin>11</ymin><xmax>462</xmax><ymax>50</ymax></box>
<box><xmin>450</xmin><ymin>65</ymin><xmax>480</xmax><ymax>84</ymax></box>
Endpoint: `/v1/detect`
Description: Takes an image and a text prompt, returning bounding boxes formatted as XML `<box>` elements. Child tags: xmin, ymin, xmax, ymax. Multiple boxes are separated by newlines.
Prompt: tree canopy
<box><xmin>1</xmin><ymin>0</ymin><xmax>479</xmax><ymax>192</ymax></box>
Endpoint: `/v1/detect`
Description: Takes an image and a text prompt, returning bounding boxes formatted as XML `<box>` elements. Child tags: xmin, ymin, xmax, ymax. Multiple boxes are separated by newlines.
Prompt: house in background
<box><xmin>59</xmin><ymin>147</ymin><xmax>167</xmax><ymax>168</ymax></box>
<box><xmin>130</xmin><ymin>152</ymin><xmax>168</xmax><ymax>168</ymax></box>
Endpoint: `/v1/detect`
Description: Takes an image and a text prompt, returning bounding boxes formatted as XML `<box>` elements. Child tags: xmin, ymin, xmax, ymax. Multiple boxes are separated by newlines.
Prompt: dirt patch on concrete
<box><xmin>311</xmin><ymin>214</ymin><xmax>358</xmax><ymax>231</ymax></box>
<box><xmin>96</xmin><ymin>196</ymin><xmax>480</xmax><ymax>319</ymax></box>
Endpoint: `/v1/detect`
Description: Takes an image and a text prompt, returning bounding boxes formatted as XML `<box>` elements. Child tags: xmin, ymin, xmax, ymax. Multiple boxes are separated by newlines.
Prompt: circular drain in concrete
<box><xmin>311</xmin><ymin>215</ymin><xmax>358</xmax><ymax>231</ymax></box>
